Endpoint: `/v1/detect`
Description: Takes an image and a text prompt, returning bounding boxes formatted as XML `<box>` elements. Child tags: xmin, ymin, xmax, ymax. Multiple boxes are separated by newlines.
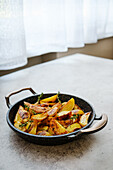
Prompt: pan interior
<box><xmin>8</xmin><ymin>93</ymin><xmax>95</xmax><ymax>137</ymax></box>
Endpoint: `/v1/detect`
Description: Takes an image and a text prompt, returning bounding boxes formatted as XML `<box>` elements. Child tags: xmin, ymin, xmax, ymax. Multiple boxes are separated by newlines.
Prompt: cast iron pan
<box><xmin>5</xmin><ymin>88</ymin><xmax>108</xmax><ymax>145</ymax></box>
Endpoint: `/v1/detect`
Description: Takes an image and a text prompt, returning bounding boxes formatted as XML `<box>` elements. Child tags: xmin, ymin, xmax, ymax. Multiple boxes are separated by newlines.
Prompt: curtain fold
<box><xmin>0</xmin><ymin>0</ymin><xmax>113</xmax><ymax>70</ymax></box>
<box><xmin>0</xmin><ymin>0</ymin><xmax>27</xmax><ymax>70</ymax></box>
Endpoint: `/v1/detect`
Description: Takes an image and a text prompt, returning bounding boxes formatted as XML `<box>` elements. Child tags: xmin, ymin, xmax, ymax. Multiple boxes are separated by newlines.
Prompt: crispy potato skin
<box><xmin>60</xmin><ymin>98</ymin><xmax>75</xmax><ymax>112</ymax></box>
<box><xmin>49</xmin><ymin>118</ymin><xmax>67</xmax><ymax>135</ymax></box>
<box><xmin>57</xmin><ymin>111</ymin><xmax>72</xmax><ymax>120</ymax></box>
<box><xmin>24</xmin><ymin>101</ymin><xmax>49</xmax><ymax>114</ymax></box>
<box><xmin>31</xmin><ymin>113</ymin><xmax>48</xmax><ymax>121</ymax></box>
<box><xmin>14</xmin><ymin>106</ymin><xmax>30</xmax><ymax>123</ymax></box>
<box><xmin>37</xmin><ymin>130</ymin><xmax>51</xmax><ymax>136</ymax></box>
<box><xmin>79</xmin><ymin>112</ymin><xmax>91</xmax><ymax>127</ymax></box>
<box><xmin>40</xmin><ymin>94</ymin><xmax>58</xmax><ymax>104</ymax></box>
<box><xmin>14</xmin><ymin>95</ymin><xmax>91</xmax><ymax>136</ymax></box>
<box><xmin>67</xmin><ymin>123</ymin><xmax>81</xmax><ymax>133</ymax></box>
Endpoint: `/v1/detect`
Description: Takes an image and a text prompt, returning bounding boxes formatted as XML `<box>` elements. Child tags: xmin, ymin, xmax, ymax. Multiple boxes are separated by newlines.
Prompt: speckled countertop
<box><xmin>0</xmin><ymin>54</ymin><xmax>113</xmax><ymax>170</ymax></box>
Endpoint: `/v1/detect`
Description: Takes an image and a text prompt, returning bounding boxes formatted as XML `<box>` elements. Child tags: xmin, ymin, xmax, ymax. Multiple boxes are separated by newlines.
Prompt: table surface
<box><xmin>0</xmin><ymin>53</ymin><xmax>113</xmax><ymax>170</ymax></box>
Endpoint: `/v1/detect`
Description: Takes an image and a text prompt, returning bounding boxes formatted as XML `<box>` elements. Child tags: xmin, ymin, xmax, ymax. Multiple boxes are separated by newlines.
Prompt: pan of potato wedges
<box><xmin>5</xmin><ymin>87</ymin><xmax>108</xmax><ymax>145</ymax></box>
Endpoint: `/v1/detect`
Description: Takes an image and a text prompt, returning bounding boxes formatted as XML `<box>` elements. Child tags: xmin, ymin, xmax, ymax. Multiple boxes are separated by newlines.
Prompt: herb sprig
<box><xmin>19</xmin><ymin>122</ymin><xmax>28</xmax><ymax>127</ymax></box>
<box><xmin>57</xmin><ymin>91</ymin><xmax>61</xmax><ymax>103</ymax></box>
<box><xmin>37</xmin><ymin>93</ymin><xmax>43</xmax><ymax>104</ymax></box>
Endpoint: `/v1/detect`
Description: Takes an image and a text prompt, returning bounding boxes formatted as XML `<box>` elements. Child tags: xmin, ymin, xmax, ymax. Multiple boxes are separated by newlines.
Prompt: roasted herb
<box><xmin>57</xmin><ymin>91</ymin><xmax>61</xmax><ymax>103</ymax></box>
<box><xmin>24</xmin><ymin>104</ymin><xmax>29</xmax><ymax>111</ymax></box>
<box><xmin>19</xmin><ymin>122</ymin><xmax>28</xmax><ymax>127</ymax></box>
<box><xmin>29</xmin><ymin>120</ymin><xmax>34</xmax><ymax>123</ymax></box>
<box><xmin>70</xmin><ymin>114</ymin><xmax>79</xmax><ymax>120</ymax></box>
<box><xmin>37</xmin><ymin>93</ymin><xmax>43</xmax><ymax>104</ymax></box>
<box><xmin>32</xmin><ymin>110</ymin><xmax>37</xmax><ymax>115</ymax></box>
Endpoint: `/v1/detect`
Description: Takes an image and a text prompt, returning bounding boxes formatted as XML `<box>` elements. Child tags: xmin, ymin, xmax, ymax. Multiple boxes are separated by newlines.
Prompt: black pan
<box><xmin>5</xmin><ymin>88</ymin><xmax>108</xmax><ymax>145</ymax></box>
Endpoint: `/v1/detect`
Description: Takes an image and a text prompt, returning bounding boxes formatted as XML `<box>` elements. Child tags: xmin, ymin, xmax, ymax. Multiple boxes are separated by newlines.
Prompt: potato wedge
<box><xmin>37</xmin><ymin>130</ymin><xmax>51</xmax><ymax>136</ymax></box>
<box><xmin>24</xmin><ymin>101</ymin><xmax>49</xmax><ymax>114</ymax></box>
<box><xmin>38</xmin><ymin>126</ymin><xmax>49</xmax><ymax>131</ymax></box>
<box><xmin>14</xmin><ymin>121</ymin><xmax>26</xmax><ymax>132</ymax></box>
<box><xmin>79</xmin><ymin>112</ymin><xmax>91</xmax><ymax>127</ymax></box>
<box><xmin>46</xmin><ymin>102</ymin><xmax>61</xmax><ymax>117</ymax></box>
<box><xmin>40</xmin><ymin>94</ymin><xmax>58</xmax><ymax>104</ymax></box>
<box><xmin>58</xmin><ymin>117</ymin><xmax>79</xmax><ymax>128</ymax></box>
<box><xmin>67</xmin><ymin>123</ymin><xmax>81</xmax><ymax>133</ymax></box>
<box><xmin>60</xmin><ymin>98</ymin><xmax>75</xmax><ymax>112</ymax></box>
<box><xmin>50</xmin><ymin>118</ymin><xmax>67</xmax><ymax>135</ymax></box>
<box><xmin>28</xmin><ymin>120</ymin><xmax>38</xmax><ymax>135</ymax></box>
<box><xmin>71</xmin><ymin>109</ymin><xmax>84</xmax><ymax>115</ymax></box>
<box><xmin>31</xmin><ymin>112</ymin><xmax>48</xmax><ymax>121</ymax></box>
<box><xmin>57</xmin><ymin>111</ymin><xmax>71</xmax><ymax>120</ymax></box>
<box><xmin>14</xmin><ymin>106</ymin><xmax>30</xmax><ymax>123</ymax></box>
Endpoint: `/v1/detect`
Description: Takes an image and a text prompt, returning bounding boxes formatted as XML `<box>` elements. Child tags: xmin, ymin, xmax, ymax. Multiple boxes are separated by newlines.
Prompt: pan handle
<box><xmin>67</xmin><ymin>114</ymin><xmax>108</xmax><ymax>139</ymax></box>
<box><xmin>5</xmin><ymin>87</ymin><xmax>37</xmax><ymax>108</ymax></box>
<box><xmin>80</xmin><ymin>114</ymin><xmax>108</xmax><ymax>134</ymax></box>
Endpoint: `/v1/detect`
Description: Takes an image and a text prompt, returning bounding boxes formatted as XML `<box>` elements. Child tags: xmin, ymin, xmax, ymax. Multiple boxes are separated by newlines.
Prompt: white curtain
<box><xmin>0</xmin><ymin>0</ymin><xmax>113</xmax><ymax>70</ymax></box>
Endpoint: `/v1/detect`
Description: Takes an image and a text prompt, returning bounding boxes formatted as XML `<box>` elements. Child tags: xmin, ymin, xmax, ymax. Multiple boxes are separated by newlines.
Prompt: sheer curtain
<box><xmin>0</xmin><ymin>0</ymin><xmax>113</xmax><ymax>70</ymax></box>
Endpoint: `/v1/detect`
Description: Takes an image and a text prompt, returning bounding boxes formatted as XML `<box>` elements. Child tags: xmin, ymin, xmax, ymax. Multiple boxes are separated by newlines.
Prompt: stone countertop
<box><xmin>0</xmin><ymin>53</ymin><xmax>113</xmax><ymax>170</ymax></box>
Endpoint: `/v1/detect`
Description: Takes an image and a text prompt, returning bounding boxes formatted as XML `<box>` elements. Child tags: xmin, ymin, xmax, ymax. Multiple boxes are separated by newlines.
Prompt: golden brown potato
<box><xmin>71</xmin><ymin>109</ymin><xmax>84</xmax><ymax>115</ymax></box>
<box><xmin>37</xmin><ymin>131</ymin><xmax>51</xmax><ymax>136</ymax></box>
<box><xmin>79</xmin><ymin>112</ymin><xmax>91</xmax><ymax>127</ymax></box>
<box><xmin>66</xmin><ymin>123</ymin><xmax>81</xmax><ymax>133</ymax></box>
<box><xmin>14</xmin><ymin>106</ymin><xmax>30</xmax><ymax>123</ymax></box>
<box><xmin>40</xmin><ymin>94</ymin><xmax>58</xmax><ymax>104</ymax></box>
<box><xmin>60</xmin><ymin>98</ymin><xmax>75</xmax><ymax>112</ymax></box>
<box><xmin>58</xmin><ymin>116</ymin><xmax>79</xmax><ymax>128</ymax></box>
<box><xmin>14</xmin><ymin>121</ymin><xmax>26</xmax><ymax>132</ymax></box>
<box><xmin>49</xmin><ymin>118</ymin><xmax>67</xmax><ymax>135</ymax></box>
<box><xmin>31</xmin><ymin>112</ymin><xmax>48</xmax><ymax>121</ymax></box>
<box><xmin>24</xmin><ymin>101</ymin><xmax>49</xmax><ymax>114</ymax></box>
<box><xmin>28</xmin><ymin>120</ymin><xmax>38</xmax><ymax>135</ymax></box>
<box><xmin>38</xmin><ymin>126</ymin><xmax>49</xmax><ymax>131</ymax></box>
<box><xmin>57</xmin><ymin>111</ymin><xmax>71</xmax><ymax>120</ymax></box>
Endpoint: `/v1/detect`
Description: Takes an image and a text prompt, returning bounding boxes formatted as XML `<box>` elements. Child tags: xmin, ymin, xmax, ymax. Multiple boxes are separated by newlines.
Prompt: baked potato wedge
<box><xmin>14</xmin><ymin>106</ymin><xmax>30</xmax><ymax>123</ymax></box>
<box><xmin>71</xmin><ymin>109</ymin><xmax>84</xmax><ymax>115</ymax></box>
<box><xmin>40</xmin><ymin>94</ymin><xmax>58</xmax><ymax>104</ymax></box>
<box><xmin>50</xmin><ymin>118</ymin><xmax>67</xmax><ymax>135</ymax></box>
<box><xmin>79</xmin><ymin>112</ymin><xmax>91</xmax><ymax>127</ymax></box>
<box><xmin>57</xmin><ymin>111</ymin><xmax>71</xmax><ymax>120</ymax></box>
<box><xmin>28</xmin><ymin>120</ymin><xmax>38</xmax><ymax>135</ymax></box>
<box><xmin>38</xmin><ymin>126</ymin><xmax>49</xmax><ymax>131</ymax></box>
<box><xmin>60</xmin><ymin>98</ymin><xmax>75</xmax><ymax>112</ymax></box>
<box><xmin>37</xmin><ymin>130</ymin><xmax>51</xmax><ymax>136</ymax></box>
<box><xmin>31</xmin><ymin>112</ymin><xmax>48</xmax><ymax>121</ymax></box>
<box><xmin>24</xmin><ymin>101</ymin><xmax>49</xmax><ymax>114</ymax></box>
<box><xmin>67</xmin><ymin>123</ymin><xmax>81</xmax><ymax>133</ymax></box>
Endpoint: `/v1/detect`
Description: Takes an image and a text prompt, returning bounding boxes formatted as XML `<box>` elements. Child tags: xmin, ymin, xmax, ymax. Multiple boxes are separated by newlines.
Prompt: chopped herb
<box><xmin>37</xmin><ymin>113</ymin><xmax>42</xmax><ymax>114</ymax></box>
<box><xmin>57</xmin><ymin>91</ymin><xmax>61</xmax><ymax>103</ymax></box>
<box><xmin>19</xmin><ymin>122</ymin><xmax>28</xmax><ymax>127</ymax></box>
<box><xmin>37</xmin><ymin>93</ymin><xmax>43</xmax><ymax>104</ymax></box>
<box><xmin>24</xmin><ymin>104</ymin><xmax>29</xmax><ymax>111</ymax></box>
<box><xmin>70</xmin><ymin>114</ymin><xmax>79</xmax><ymax>120</ymax></box>
<box><xmin>29</xmin><ymin>120</ymin><xmax>34</xmax><ymax>123</ymax></box>
<box><xmin>32</xmin><ymin>110</ymin><xmax>37</xmax><ymax>115</ymax></box>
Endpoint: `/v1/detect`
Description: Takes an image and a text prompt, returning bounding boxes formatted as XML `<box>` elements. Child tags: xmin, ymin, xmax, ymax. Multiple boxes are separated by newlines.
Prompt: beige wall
<box><xmin>0</xmin><ymin>37</ymin><xmax>113</xmax><ymax>76</ymax></box>
<box><xmin>57</xmin><ymin>37</ymin><xmax>113</xmax><ymax>59</ymax></box>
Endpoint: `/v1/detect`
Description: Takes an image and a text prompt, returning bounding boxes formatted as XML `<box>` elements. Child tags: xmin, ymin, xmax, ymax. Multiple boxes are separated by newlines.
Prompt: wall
<box><xmin>57</xmin><ymin>37</ymin><xmax>113</xmax><ymax>59</ymax></box>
